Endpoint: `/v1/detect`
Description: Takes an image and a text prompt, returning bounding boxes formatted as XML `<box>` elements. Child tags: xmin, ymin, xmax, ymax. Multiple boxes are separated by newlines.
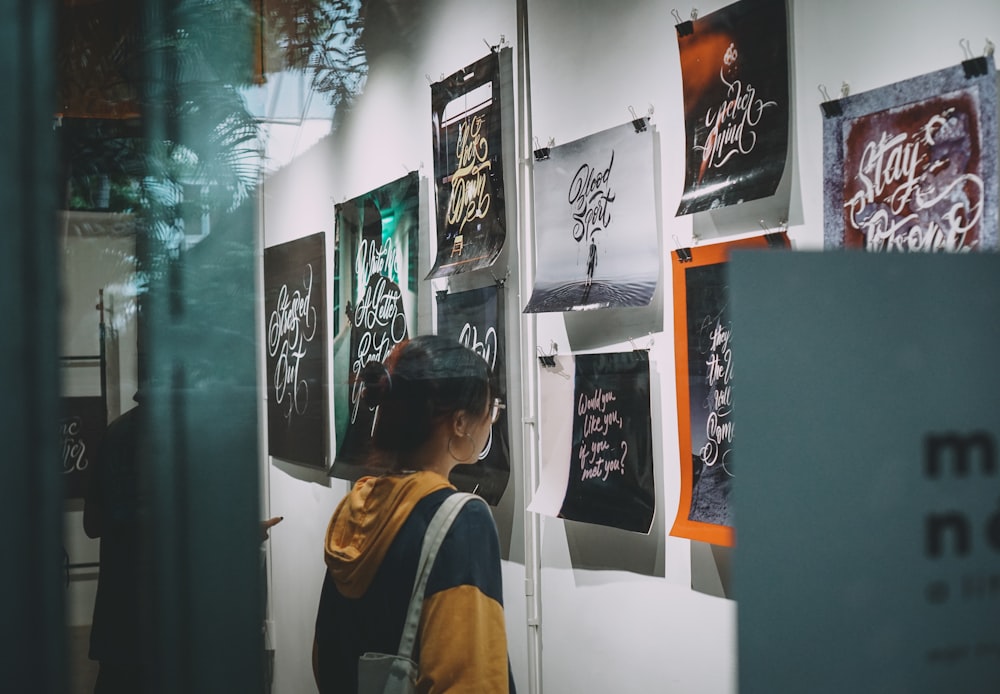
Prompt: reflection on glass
<box><xmin>56</xmin><ymin>2</ymin><xmax>369</xmax><ymax>692</ymax></box>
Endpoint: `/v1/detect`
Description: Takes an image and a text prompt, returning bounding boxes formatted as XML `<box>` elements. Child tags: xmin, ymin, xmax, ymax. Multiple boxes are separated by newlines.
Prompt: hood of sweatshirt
<box><xmin>323</xmin><ymin>470</ymin><xmax>454</xmax><ymax>598</ymax></box>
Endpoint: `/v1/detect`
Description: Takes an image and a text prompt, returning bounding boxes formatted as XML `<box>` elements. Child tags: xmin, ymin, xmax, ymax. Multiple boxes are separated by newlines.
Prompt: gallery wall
<box><xmin>60</xmin><ymin>222</ymin><xmax>138</xmax><ymax>628</ymax></box>
<box><xmin>260</xmin><ymin>1</ymin><xmax>1000</xmax><ymax>693</ymax></box>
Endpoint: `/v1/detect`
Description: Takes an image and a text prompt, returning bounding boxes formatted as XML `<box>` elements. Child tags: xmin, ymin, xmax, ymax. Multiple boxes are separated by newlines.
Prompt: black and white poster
<box><xmin>525</xmin><ymin>121</ymin><xmax>659</xmax><ymax>313</ymax></box>
<box><xmin>332</xmin><ymin>173</ymin><xmax>420</xmax><ymax>478</ymax></box>
<box><xmin>264</xmin><ymin>232</ymin><xmax>328</xmax><ymax>469</ymax></box>
<box><xmin>426</xmin><ymin>50</ymin><xmax>509</xmax><ymax>279</ymax></box>
<box><xmin>823</xmin><ymin>59</ymin><xmax>998</xmax><ymax>252</ymax></box>
<box><xmin>675</xmin><ymin>0</ymin><xmax>789</xmax><ymax>215</ymax></box>
<box><xmin>60</xmin><ymin>396</ymin><xmax>107</xmax><ymax>499</ymax></box>
<box><xmin>529</xmin><ymin>351</ymin><xmax>655</xmax><ymax>534</ymax></box>
<box><xmin>436</xmin><ymin>285</ymin><xmax>510</xmax><ymax>505</ymax></box>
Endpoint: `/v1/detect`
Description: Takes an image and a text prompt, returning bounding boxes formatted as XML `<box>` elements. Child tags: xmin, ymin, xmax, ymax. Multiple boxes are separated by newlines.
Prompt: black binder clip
<box><xmin>629</xmin><ymin>107</ymin><xmax>647</xmax><ymax>133</ymax></box>
<box><xmin>765</xmin><ymin>231</ymin><xmax>787</xmax><ymax>248</ymax></box>
<box><xmin>963</xmin><ymin>56</ymin><xmax>988</xmax><ymax>78</ymax></box>
<box><xmin>537</xmin><ymin>342</ymin><xmax>558</xmax><ymax>368</ymax></box>
<box><xmin>676</xmin><ymin>247</ymin><xmax>693</xmax><ymax>264</ymax></box>
<box><xmin>345</xmin><ymin>301</ymin><xmax>354</xmax><ymax>321</ymax></box>
<box><xmin>533</xmin><ymin>137</ymin><xmax>552</xmax><ymax>161</ymax></box>
<box><xmin>673</xmin><ymin>9</ymin><xmax>694</xmax><ymax>37</ymax></box>
<box><xmin>820</xmin><ymin>99</ymin><xmax>843</xmax><ymax>118</ymax></box>
<box><xmin>818</xmin><ymin>84</ymin><xmax>844</xmax><ymax>118</ymax></box>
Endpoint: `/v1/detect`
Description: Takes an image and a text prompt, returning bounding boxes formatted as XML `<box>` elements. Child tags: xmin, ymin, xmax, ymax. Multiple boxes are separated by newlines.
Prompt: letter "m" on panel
<box><xmin>924</xmin><ymin>432</ymin><xmax>997</xmax><ymax>478</ymax></box>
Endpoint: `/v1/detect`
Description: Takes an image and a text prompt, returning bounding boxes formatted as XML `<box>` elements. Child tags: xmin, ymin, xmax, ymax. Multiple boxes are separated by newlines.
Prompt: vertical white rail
<box><xmin>515</xmin><ymin>1</ymin><xmax>544</xmax><ymax>693</ymax></box>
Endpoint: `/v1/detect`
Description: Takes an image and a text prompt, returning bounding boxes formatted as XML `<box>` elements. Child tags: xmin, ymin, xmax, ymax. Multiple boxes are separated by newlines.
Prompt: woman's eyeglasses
<box><xmin>489</xmin><ymin>397</ymin><xmax>506</xmax><ymax>424</ymax></box>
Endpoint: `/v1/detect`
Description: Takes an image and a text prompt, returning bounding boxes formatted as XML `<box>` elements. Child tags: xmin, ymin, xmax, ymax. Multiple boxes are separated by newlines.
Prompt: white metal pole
<box><xmin>515</xmin><ymin>1</ymin><xmax>544</xmax><ymax>693</ymax></box>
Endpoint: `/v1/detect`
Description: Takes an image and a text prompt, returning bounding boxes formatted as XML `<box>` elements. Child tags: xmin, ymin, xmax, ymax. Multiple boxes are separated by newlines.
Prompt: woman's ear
<box><xmin>451</xmin><ymin>409</ymin><xmax>470</xmax><ymax>438</ymax></box>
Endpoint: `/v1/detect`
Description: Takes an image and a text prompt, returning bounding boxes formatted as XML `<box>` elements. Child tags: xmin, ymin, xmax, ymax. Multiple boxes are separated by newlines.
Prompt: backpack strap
<box><xmin>396</xmin><ymin>492</ymin><xmax>484</xmax><ymax>660</ymax></box>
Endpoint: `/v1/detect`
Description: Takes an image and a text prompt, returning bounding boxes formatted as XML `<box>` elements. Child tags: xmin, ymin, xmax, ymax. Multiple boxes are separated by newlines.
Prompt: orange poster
<box><xmin>670</xmin><ymin>233</ymin><xmax>788</xmax><ymax>546</ymax></box>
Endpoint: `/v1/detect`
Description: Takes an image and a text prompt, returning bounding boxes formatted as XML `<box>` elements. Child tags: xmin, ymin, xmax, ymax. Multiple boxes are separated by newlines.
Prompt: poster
<box><xmin>529</xmin><ymin>352</ymin><xmax>655</xmax><ymax>534</ymax></box>
<box><xmin>436</xmin><ymin>285</ymin><xmax>510</xmax><ymax>504</ymax></box>
<box><xmin>263</xmin><ymin>232</ymin><xmax>328</xmax><ymax>469</ymax></box>
<box><xmin>426</xmin><ymin>50</ymin><xmax>509</xmax><ymax>279</ymax></box>
<box><xmin>675</xmin><ymin>0</ymin><xmax>789</xmax><ymax>215</ymax></box>
<box><xmin>731</xmin><ymin>252</ymin><xmax>1000</xmax><ymax>694</ymax></box>
<box><xmin>525</xmin><ymin>121</ymin><xmax>659</xmax><ymax>313</ymax></box>
<box><xmin>60</xmin><ymin>396</ymin><xmax>107</xmax><ymax>499</ymax></box>
<box><xmin>823</xmin><ymin>59</ymin><xmax>998</xmax><ymax>252</ymax></box>
<box><xmin>332</xmin><ymin>173</ymin><xmax>420</xmax><ymax>477</ymax></box>
<box><xmin>670</xmin><ymin>233</ymin><xmax>788</xmax><ymax>546</ymax></box>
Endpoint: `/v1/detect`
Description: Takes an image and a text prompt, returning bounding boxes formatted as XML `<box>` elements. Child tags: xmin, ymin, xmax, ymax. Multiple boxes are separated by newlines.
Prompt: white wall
<box><xmin>262</xmin><ymin>1</ymin><xmax>1000</xmax><ymax>693</ymax></box>
<box><xmin>60</xmin><ymin>215</ymin><xmax>139</xmax><ymax>627</ymax></box>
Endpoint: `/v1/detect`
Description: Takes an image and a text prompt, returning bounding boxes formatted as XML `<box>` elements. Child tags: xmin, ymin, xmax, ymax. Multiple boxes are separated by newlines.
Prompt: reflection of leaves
<box><xmin>261</xmin><ymin>0</ymin><xmax>368</xmax><ymax>111</ymax></box>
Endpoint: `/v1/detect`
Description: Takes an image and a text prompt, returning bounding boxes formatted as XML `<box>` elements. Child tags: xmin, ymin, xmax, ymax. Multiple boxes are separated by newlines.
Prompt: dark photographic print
<box><xmin>264</xmin><ymin>232</ymin><xmax>328</xmax><ymax>469</ymax></box>
<box><xmin>675</xmin><ymin>0</ymin><xmax>789</xmax><ymax>215</ymax></box>
<box><xmin>332</xmin><ymin>173</ymin><xmax>420</xmax><ymax>477</ymax></box>
<box><xmin>436</xmin><ymin>285</ymin><xmax>510</xmax><ymax>504</ymax></box>
<box><xmin>427</xmin><ymin>50</ymin><xmax>510</xmax><ymax>279</ymax></box>
<box><xmin>557</xmin><ymin>351</ymin><xmax>655</xmax><ymax>533</ymax></box>
<box><xmin>60</xmin><ymin>396</ymin><xmax>107</xmax><ymax>499</ymax></box>
<box><xmin>670</xmin><ymin>233</ymin><xmax>787</xmax><ymax>546</ymax></box>
<box><xmin>823</xmin><ymin>59</ymin><xmax>998</xmax><ymax>251</ymax></box>
<box><xmin>525</xmin><ymin>121</ymin><xmax>658</xmax><ymax>313</ymax></box>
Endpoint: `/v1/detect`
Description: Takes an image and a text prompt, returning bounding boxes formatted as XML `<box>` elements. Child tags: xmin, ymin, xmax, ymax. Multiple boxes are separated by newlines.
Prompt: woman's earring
<box><xmin>447</xmin><ymin>432</ymin><xmax>476</xmax><ymax>462</ymax></box>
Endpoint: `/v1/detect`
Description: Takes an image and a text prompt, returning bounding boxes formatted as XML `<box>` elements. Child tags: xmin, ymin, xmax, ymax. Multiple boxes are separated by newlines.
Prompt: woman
<box><xmin>313</xmin><ymin>335</ymin><xmax>515</xmax><ymax>693</ymax></box>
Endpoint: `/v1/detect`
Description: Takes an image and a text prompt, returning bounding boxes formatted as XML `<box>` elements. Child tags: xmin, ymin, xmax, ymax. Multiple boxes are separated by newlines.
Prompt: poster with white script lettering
<box><xmin>264</xmin><ymin>232</ymin><xmax>328</xmax><ymax>469</ymax></box>
<box><xmin>525</xmin><ymin>121</ymin><xmax>658</xmax><ymax>313</ymax></box>
<box><xmin>675</xmin><ymin>0</ymin><xmax>788</xmax><ymax>216</ymax></box>
<box><xmin>331</xmin><ymin>173</ymin><xmax>420</xmax><ymax>478</ymax></box>
<box><xmin>670</xmin><ymin>233</ymin><xmax>789</xmax><ymax>547</ymax></box>
<box><xmin>529</xmin><ymin>352</ymin><xmax>655</xmax><ymax>533</ymax></box>
<box><xmin>562</xmin><ymin>352</ymin><xmax>654</xmax><ymax>532</ymax></box>
<box><xmin>60</xmin><ymin>396</ymin><xmax>107</xmax><ymax>498</ymax></box>
<box><xmin>823</xmin><ymin>59</ymin><xmax>998</xmax><ymax>252</ymax></box>
<box><xmin>426</xmin><ymin>50</ymin><xmax>509</xmax><ymax>279</ymax></box>
<box><xmin>436</xmin><ymin>285</ymin><xmax>510</xmax><ymax>505</ymax></box>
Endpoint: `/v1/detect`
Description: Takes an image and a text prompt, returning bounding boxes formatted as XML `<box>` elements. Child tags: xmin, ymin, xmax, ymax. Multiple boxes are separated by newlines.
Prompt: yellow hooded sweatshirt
<box><xmin>315</xmin><ymin>471</ymin><xmax>513</xmax><ymax>693</ymax></box>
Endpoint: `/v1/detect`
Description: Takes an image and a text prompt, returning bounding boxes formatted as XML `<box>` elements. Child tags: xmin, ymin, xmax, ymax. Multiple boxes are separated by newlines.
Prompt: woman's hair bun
<box><xmin>360</xmin><ymin>361</ymin><xmax>392</xmax><ymax>407</ymax></box>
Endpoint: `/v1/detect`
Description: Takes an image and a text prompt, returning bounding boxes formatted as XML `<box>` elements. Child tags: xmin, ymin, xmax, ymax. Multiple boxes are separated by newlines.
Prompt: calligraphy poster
<box><xmin>436</xmin><ymin>286</ymin><xmax>510</xmax><ymax>504</ymax></box>
<box><xmin>675</xmin><ymin>0</ymin><xmax>789</xmax><ymax>215</ymax></box>
<box><xmin>823</xmin><ymin>59</ymin><xmax>998</xmax><ymax>252</ymax></box>
<box><xmin>264</xmin><ymin>232</ymin><xmax>328</xmax><ymax>469</ymax></box>
<box><xmin>426</xmin><ymin>50</ymin><xmax>509</xmax><ymax>279</ymax></box>
<box><xmin>332</xmin><ymin>173</ymin><xmax>420</xmax><ymax>478</ymax></box>
<box><xmin>60</xmin><ymin>396</ymin><xmax>107</xmax><ymax>499</ymax></box>
<box><xmin>670</xmin><ymin>233</ymin><xmax>788</xmax><ymax>546</ymax></box>
<box><xmin>529</xmin><ymin>352</ymin><xmax>655</xmax><ymax>534</ymax></box>
<box><xmin>525</xmin><ymin>121</ymin><xmax>659</xmax><ymax>313</ymax></box>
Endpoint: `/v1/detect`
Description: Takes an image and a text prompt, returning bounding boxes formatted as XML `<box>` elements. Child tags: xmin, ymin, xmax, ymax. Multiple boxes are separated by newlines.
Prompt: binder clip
<box><xmin>959</xmin><ymin>38</ymin><xmax>988</xmax><ymax>78</ymax></box>
<box><xmin>537</xmin><ymin>342</ymin><xmax>557</xmax><ymax>368</ymax></box>
<box><xmin>673</xmin><ymin>9</ymin><xmax>694</xmax><ymax>37</ymax></box>
<box><xmin>676</xmin><ymin>246</ymin><xmax>693</xmax><ymax>264</ymax></box>
<box><xmin>533</xmin><ymin>137</ymin><xmax>551</xmax><ymax>162</ymax></box>
<box><xmin>760</xmin><ymin>219</ymin><xmax>789</xmax><ymax>248</ymax></box>
<box><xmin>963</xmin><ymin>56</ymin><xmax>988</xmax><ymax>78</ymax></box>
<box><xmin>629</xmin><ymin>107</ymin><xmax>648</xmax><ymax>133</ymax></box>
<box><xmin>818</xmin><ymin>84</ymin><xmax>843</xmax><ymax>119</ymax></box>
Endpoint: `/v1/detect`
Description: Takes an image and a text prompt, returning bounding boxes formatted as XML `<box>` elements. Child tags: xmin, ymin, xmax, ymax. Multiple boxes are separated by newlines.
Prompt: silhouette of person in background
<box><xmin>83</xmin><ymin>401</ymin><xmax>142</xmax><ymax>694</ymax></box>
